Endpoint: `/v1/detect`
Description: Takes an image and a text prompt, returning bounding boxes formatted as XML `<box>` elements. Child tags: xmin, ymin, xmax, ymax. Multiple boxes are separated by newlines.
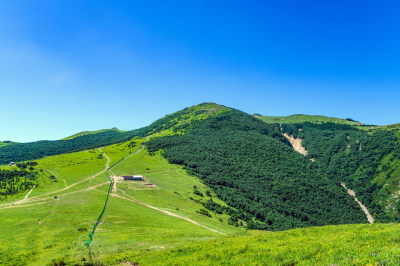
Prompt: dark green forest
<box><xmin>146</xmin><ymin>110</ymin><xmax>369</xmax><ymax>231</ymax></box>
<box><xmin>281</xmin><ymin>122</ymin><xmax>399</xmax><ymax>221</ymax></box>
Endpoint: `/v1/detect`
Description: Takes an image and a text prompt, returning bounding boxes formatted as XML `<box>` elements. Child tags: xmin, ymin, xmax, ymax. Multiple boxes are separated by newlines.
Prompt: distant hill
<box><xmin>0</xmin><ymin>141</ymin><xmax>16</xmax><ymax>147</ymax></box>
<box><xmin>374</xmin><ymin>123</ymin><xmax>400</xmax><ymax>137</ymax></box>
<box><xmin>255</xmin><ymin>114</ymin><xmax>364</xmax><ymax>126</ymax></box>
<box><xmin>61</xmin><ymin>128</ymin><xmax>123</xmax><ymax>140</ymax></box>
<box><xmin>0</xmin><ymin>103</ymin><xmax>228</xmax><ymax>164</ymax></box>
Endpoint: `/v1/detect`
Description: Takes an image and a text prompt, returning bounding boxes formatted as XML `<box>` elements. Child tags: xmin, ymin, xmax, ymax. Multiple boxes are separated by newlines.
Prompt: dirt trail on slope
<box><xmin>341</xmin><ymin>182</ymin><xmax>374</xmax><ymax>224</ymax></box>
<box><xmin>1</xmin><ymin>139</ymin><xmax>227</xmax><ymax>236</ymax></box>
<box><xmin>102</xmin><ymin>148</ymin><xmax>111</xmax><ymax>169</ymax></box>
<box><xmin>48</xmin><ymin>170</ymin><xmax>68</xmax><ymax>187</ymax></box>
<box><xmin>282</xmin><ymin>133</ymin><xmax>308</xmax><ymax>156</ymax></box>
<box><xmin>23</xmin><ymin>186</ymin><xmax>35</xmax><ymax>200</ymax></box>
<box><xmin>125</xmin><ymin>139</ymin><xmax>147</xmax><ymax>159</ymax></box>
<box><xmin>0</xmin><ymin>181</ymin><xmax>110</xmax><ymax>210</ymax></box>
<box><xmin>113</xmin><ymin>190</ymin><xmax>226</xmax><ymax>235</ymax></box>
<box><xmin>31</xmin><ymin>148</ymin><xmax>110</xmax><ymax>199</ymax></box>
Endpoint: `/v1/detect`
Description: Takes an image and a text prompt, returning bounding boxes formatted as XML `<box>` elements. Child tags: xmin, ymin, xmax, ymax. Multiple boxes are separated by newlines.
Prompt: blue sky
<box><xmin>1</xmin><ymin>1</ymin><xmax>400</xmax><ymax>142</ymax></box>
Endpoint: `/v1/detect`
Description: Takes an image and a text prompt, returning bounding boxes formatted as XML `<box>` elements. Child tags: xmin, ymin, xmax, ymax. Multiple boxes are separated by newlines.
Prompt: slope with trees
<box><xmin>147</xmin><ymin>110</ymin><xmax>367</xmax><ymax>231</ymax></box>
<box><xmin>280</xmin><ymin>122</ymin><xmax>400</xmax><ymax>221</ymax></box>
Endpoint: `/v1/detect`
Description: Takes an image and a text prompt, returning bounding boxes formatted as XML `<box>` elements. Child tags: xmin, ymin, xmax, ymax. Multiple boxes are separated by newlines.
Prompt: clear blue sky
<box><xmin>1</xmin><ymin>1</ymin><xmax>400</xmax><ymax>142</ymax></box>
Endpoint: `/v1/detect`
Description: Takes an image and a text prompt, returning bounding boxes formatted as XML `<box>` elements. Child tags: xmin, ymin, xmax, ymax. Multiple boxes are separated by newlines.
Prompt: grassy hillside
<box><xmin>115</xmin><ymin>223</ymin><xmax>400</xmax><ymax>265</ymax></box>
<box><xmin>62</xmin><ymin>128</ymin><xmax>123</xmax><ymax>140</ymax></box>
<box><xmin>255</xmin><ymin>114</ymin><xmax>364</xmax><ymax>126</ymax></box>
<box><xmin>0</xmin><ymin>134</ymin><xmax>241</xmax><ymax>265</ymax></box>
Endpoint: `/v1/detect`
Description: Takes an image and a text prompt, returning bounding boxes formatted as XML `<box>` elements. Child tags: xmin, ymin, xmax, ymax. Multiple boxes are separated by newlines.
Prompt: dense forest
<box><xmin>281</xmin><ymin>122</ymin><xmax>400</xmax><ymax>221</ymax></box>
<box><xmin>147</xmin><ymin>110</ymin><xmax>368</xmax><ymax>231</ymax></box>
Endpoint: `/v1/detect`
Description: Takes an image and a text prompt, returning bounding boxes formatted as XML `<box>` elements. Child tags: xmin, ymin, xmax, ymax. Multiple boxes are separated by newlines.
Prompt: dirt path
<box><xmin>113</xmin><ymin>190</ymin><xmax>226</xmax><ymax>235</ymax></box>
<box><xmin>48</xmin><ymin>170</ymin><xmax>68</xmax><ymax>187</ymax></box>
<box><xmin>341</xmin><ymin>182</ymin><xmax>374</xmax><ymax>224</ymax></box>
<box><xmin>1</xmin><ymin>201</ymin><xmax>48</xmax><ymax>210</ymax></box>
<box><xmin>23</xmin><ymin>185</ymin><xmax>35</xmax><ymax>200</ymax></box>
<box><xmin>102</xmin><ymin>148</ymin><xmax>111</xmax><ymax>169</ymax></box>
<box><xmin>125</xmin><ymin>143</ymin><xmax>145</xmax><ymax>159</ymax></box>
<box><xmin>0</xmin><ymin>148</ymin><xmax>111</xmax><ymax>209</ymax></box>
<box><xmin>0</xmin><ymin>181</ymin><xmax>109</xmax><ymax>209</ymax></box>
<box><xmin>0</xmin><ymin>181</ymin><xmax>110</xmax><ymax>210</ymax></box>
<box><xmin>30</xmin><ymin>148</ymin><xmax>110</xmax><ymax>199</ymax></box>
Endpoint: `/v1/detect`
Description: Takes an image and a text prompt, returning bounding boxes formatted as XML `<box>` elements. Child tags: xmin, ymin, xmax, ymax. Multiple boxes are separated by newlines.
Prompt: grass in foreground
<box><xmin>105</xmin><ymin>223</ymin><xmax>400</xmax><ymax>265</ymax></box>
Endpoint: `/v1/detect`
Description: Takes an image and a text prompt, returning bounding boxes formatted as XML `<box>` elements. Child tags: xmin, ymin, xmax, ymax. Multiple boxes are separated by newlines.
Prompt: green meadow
<box><xmin>256</xmin><ymin>113</ymin><xmax>364</xmax><ymax>125</ymax></box>
<box><xmin>115</xmin><ymin>223</ymin><xmax>400</xmax><ymax>265</ymax></box>
<box><xmin>0</xmin><ymin>137</ymin><xmax>242</xmax><ymax>265</ymax></box>
<box><xmin>62</xmin><ymin>128</ymin><xmax>123</xmax><ymax>140</ymax></box>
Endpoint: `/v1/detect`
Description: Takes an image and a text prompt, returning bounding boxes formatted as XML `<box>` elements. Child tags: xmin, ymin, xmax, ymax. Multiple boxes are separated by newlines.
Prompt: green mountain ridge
<box><xmin>1</xmin><ymin>102</ymin><xmax>400</xmax><ymax>265</ymax></box>
<box><xmin>0</xmin><ymin>103</ymin><xmax>228</xmax><ymax>164</ymax></box>
<box><xmin>255</xmin><ymin>113</ymin><xmax>365</xmax><ymax>126</ymax></box>
<box><xmin>61</xmin><ymin>128</ymin><xmax>124</xmax><ymax>140</ymax></box>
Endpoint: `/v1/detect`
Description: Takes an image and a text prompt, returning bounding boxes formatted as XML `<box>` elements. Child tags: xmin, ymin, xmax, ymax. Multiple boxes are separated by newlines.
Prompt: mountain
<box><xmin>0</xmin><ymin>102</ymin><xmax>399</xmax><ymax>265</ymax></box>
<box><xmin>61</xmin><ymin>128</ymin><xmax>124</xmax><ymax>140</ymax></box>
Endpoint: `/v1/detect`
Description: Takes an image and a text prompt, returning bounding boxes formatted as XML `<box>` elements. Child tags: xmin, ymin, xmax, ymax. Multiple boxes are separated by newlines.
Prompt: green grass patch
<box><xmin>106</xmin><ymin>223</ymin><xmax>400</xmax><ymax>265</ymax></box>
<box><xmin>256</xmin><ymin>114</ymin><xmax>363</xmax><ymax>126</ymax></box>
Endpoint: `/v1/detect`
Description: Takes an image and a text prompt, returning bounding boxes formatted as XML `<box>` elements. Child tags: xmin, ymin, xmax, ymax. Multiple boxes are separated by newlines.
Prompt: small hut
<box><xmin>120</xmin><ymin>175</ymin><xmax>144</xmax><ymax>181</ymax></box>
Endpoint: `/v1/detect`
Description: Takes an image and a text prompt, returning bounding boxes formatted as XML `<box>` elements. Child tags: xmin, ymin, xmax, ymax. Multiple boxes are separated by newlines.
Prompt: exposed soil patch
<box><xmin>283</xmin><ymin>133</ymin><xmax>308</xmax><ymax>156</ymax></box>
<box><xmin>341</xmin><ymin>182</ymin><xmax>374</xmax><ymax>224</ymax></box>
